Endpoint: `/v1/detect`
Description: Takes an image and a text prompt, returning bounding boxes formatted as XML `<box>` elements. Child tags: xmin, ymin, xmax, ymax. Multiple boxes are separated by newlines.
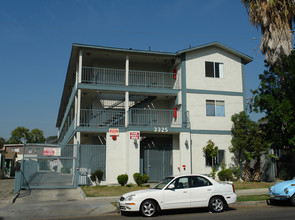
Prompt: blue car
<box><xmin>268</xmin><ymin>179</ymin><xmax>295</xmax><ymax>206</ymax></box>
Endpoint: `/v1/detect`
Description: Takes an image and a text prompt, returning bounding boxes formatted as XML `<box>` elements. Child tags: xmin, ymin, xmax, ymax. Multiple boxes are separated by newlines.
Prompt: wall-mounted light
<box><xmin>185</xmin><ymin>140</ymin><xmax>188</xmax><ymax>146</ymax></box>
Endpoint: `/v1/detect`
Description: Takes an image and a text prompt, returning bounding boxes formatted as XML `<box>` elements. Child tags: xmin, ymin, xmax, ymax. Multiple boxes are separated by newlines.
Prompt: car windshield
<box><xmin>152</xmin><ymin>177</ymin><xmax>174</xmax><ymax>189</ymax></box>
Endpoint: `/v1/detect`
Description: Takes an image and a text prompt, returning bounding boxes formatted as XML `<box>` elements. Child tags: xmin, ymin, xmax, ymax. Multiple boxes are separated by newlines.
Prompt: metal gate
<box><xmin>19</xmin><ymin>144</ymin><xmax>78</xmax><ymax>189</ymax></box>
<box><xmin>78</xmin><ymin>145</ymin><xmax>106</xmax><ymax>185</ymax></box>
<box><xmin>140</xmin><ymin>144</ymin><xmax>173</xmax><ymax>182</ymax></box>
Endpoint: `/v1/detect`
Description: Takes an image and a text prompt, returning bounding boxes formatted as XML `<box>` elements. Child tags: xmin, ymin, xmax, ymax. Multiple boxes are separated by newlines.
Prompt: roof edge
<box><xmin>177</xmin><ymin>41</ymin><xmax>253</xmax><ymax>64</ymax></box>
<box><xmin>72</xmin><ymin>43</ymin><xmax>177</xmax><ymax>56</ymax></box>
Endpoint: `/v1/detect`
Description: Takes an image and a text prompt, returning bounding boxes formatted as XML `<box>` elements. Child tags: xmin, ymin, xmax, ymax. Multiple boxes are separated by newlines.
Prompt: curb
<box><xmin>77</xmin><ymin>187</ymin><xmax>87</xmax><ymax>200</ymax></box>
<box><xmin>232</xmin><ymin>200</ymin><xmax>267</xmax><ymax>207</ymax></box>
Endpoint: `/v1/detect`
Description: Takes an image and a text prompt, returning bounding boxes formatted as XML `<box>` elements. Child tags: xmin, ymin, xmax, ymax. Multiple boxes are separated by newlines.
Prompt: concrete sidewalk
<box><xmin>236</xmin><ymin>188</ymin><xmax>269</xmax><ymax>196</ymax></box>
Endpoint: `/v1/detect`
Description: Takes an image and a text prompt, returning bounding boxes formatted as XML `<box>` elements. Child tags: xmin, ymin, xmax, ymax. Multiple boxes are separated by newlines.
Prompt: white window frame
<box><xmin>206</xmin><ymin>100</ymin><xmax>225</xmax><ymax>117</ymax></box>
<box><xmin>205</xmin><ymin>61</ymin><xmax>224</xmax><ymax>78</ymax></box>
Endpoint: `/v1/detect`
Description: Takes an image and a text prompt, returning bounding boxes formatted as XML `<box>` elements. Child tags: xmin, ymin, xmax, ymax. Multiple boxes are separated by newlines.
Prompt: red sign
<box><xmin>109</xmin><ymin>128</ymin><xmax>119</xmax><ymax>136</ymax></box>
<box><xmin>130</xmin><ymin>131</ymin><xmax>140</xmax><ymax>140</ymax></box>
<box><xmin>43</xmin><ymin>148</ymin><xmax>61</xmax><ymax>156</ymax></box>
<box><xmin>44</xmin><ymin>148</ymin><xmax>55</xmax><ymax>156</ymax></box>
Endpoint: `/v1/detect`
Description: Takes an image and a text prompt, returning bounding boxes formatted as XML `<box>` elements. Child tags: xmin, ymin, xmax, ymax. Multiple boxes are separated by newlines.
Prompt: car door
<box><xmin>189</xmin><ymin>176</ymin><xmax>214</xmax><ymax>207</ymax></box>
<box><xmin>162</xmin><ymin>176</ymin><xmax>190</xmax><ymax>209</ymax></box>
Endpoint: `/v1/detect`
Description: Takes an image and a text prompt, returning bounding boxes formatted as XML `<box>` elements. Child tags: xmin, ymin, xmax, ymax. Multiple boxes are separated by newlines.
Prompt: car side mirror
<box><xmin>168</xmin><ymin>184</ymin><xmax>175</xmax><ymax>190</ymax></box>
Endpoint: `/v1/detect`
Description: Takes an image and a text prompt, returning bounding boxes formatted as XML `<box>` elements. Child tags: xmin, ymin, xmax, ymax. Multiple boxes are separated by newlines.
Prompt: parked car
<box><xmin>118</xmin><ymin>174</ymin><xmax>236</xmax><ymax>217</ymax></box>
<box><xmin>268</xmin><ymin>179</ymin><xmax>295</xmax><ymax>206</ymax></box>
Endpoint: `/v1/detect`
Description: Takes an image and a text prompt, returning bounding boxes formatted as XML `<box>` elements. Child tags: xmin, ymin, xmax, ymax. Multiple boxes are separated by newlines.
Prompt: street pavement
<box><xmin>0</xmin><ymin>179</ymin><xmax>269</xmax><ymax>220</ymax></box>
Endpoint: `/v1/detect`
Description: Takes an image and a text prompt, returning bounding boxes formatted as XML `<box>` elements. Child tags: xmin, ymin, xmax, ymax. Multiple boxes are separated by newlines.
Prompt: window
<box><xmin>205</xmin><ymin>61</ymin><xmax>224</xmax><ymax>78</ymax></box>
<box><xmin>11</xmin><ymin>148</ymin><xmax>20</xmax><ymax>152</ymax></box>
<box><xmin>205</xmin><ymin>150</ymin><xmax>225</xmax><ymax>167</ymax></box>
<box><xmin>169</xmin><ymin>177</ymin><xmax>189</xmax><ymax>189</ymax></box>
<box><xmin>206</xmin><ymin>100</ymin><xmax>225</xmax><ymax>117</ymax></box>
<box><xmin>217</xmin><ymin>150</ymin><xmax>225</xmax><ymax>165</ymax></box>
<box><xmin>190</xmin><ymin>176</ymin><xmax>212</xmax><ymax>188</ymax></box>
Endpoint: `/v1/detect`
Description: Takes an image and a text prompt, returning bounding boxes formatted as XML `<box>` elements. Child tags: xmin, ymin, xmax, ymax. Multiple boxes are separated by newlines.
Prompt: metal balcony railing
<box><xmin>129</xmin><ymin>70</ymin><xmax>179</xmax><ymax>89</ymax></box>
<box><xmin>128</xmin><ymin>108</ymin><xmax>183</xmax><ymax>127</ymax></box>
<box><xmin>79</xmin><ymin>108</ymin><xmax>189</xmax><ymax>128</ymax></box>
<box><xmin>82</xmin><ymin>67</ymin><xmax>125</xmax><ymax>86</ymax></box>
<box><xmin>80</xmin><ymin>109</ymin><xmax>125</xmax><ymax>127</ymax></box>
<box><xmin>81</xmin><ymin>66</ymin><xmax>179</xmax><ymax>89</ymax></box>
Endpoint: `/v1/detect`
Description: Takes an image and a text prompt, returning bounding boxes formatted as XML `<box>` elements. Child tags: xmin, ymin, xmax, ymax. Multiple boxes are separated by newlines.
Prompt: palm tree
<box><xmin>248</xmin><ymin>122</ymin><xmax>268</xmax><ymax>182</ymax></box>
<box><xmin>242</xmin><ymin>0</ymin><xmax>295</xmax><ymax>68</ymax></box>
<box><xmin>243</xmin><ymin>151</ymin><xmax>253</xmax><ymax>182</ymax></box>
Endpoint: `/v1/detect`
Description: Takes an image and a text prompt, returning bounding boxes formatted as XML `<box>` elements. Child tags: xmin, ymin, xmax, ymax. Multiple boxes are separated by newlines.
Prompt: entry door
<box><xmin>141</xmin><ymin>145</ymin><xmax>173</xmax><ymax>182</ymax></box>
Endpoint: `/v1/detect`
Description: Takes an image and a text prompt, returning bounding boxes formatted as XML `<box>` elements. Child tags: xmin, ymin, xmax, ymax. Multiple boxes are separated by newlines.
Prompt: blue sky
<box><xmin>0</xmin><ymin>0</ymin><xmax>267</xmax><ymax>140</ymax></box>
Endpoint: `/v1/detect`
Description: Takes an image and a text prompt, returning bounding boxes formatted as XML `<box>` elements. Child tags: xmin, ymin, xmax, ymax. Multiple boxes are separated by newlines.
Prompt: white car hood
<box><xmin>122</xmin><ymin>188</ymin><xmax>160</xmax><ymax>197</ymax></box>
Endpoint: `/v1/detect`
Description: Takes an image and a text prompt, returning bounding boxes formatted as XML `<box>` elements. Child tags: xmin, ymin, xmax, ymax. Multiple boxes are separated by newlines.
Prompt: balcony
<box><xmin>79</xmin><ymin>108</ymin><xmax>189</xmax><ymax>128</ymax></box>
<box><xmin>82</xmin><ymin>66</ymin><xmax>180</xmax><ymax>89</ymax></box>
<box><xmin>80</xmin><ymin>109</ymin><xmax>125</xmax><ymax>127</ymax></box>
<box><xmin>129</xmin><ymin>108</ymin><xmax>183</xmax><ymax>127</ymax></box>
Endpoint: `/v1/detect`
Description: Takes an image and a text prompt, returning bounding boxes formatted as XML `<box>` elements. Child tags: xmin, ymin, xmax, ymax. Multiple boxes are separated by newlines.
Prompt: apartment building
<box><xmin>56</xmin><ymin>42</ymin><xmax>252</xmax><ymax>184</ymax></box>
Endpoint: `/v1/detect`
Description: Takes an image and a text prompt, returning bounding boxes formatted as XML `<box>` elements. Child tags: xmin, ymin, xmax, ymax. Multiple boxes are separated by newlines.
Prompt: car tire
<box><xmin>290</xmin><ymin>194</ymin><xmax>295</xmax><ymax>206</ymax></box>
<box><xmin>120</xmin><ymin>211</ymin><xmax>128</xmax><ymax>216</ymax></box>
<box><xmin>267</xmin><ymin>199</ymin><xmax>276</xmax><ymax>206</ymax></box>
<box><xmin>140</xmin><ymin>200</ymin><xmax>158</xmax><ymax>217</ymax></box>
<box><xmin>209</xmin><ymin>196</ymin><xmax>224</xmax><ymax>213</ymax></box>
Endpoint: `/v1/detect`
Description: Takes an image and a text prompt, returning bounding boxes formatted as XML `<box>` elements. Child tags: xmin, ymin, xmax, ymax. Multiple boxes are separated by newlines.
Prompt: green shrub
<box><xmin>133</xmin><ymin>173</ymin><xmax>142</xmax><ymax>186</ymax></box>
<box><xmin>230</xmin><ymin>166</ymin><xmax>242</xmax><ymax>180</ymax></box>
<box><xmin>90</xmin><ymin>169</ymin><xmax>104</xmax><ymax>183</ymax></box>
<box><xmin>279</xmin><ymin>168</ymin><xmax>292</xmax><ymax>180</ymax></box>
<box><xmin>142</xmin><ymin>173</ymin><xmax>149</xmax><ymax>183</ymax></box>
<box><xmin>133</xmin><ymin>173</ymin><xmax>149</xmax><ymax>186</ymax></box>
<box><xmin>211</xmin><ymin>166</ymin><xmax>217</xmax><ymax>179</ymax></box>
<box><xmin>220</xmin><ymin>162</ymin><xmax>226</xmax><ymax>171</ymax></box>
<box><xmin>117</xmin><ymin>174</ymin><xmax>128</xmax><ymax>186</ymax></box>
<box><xmin>218</xmin><ymin>169</ymin><xmax>233</xmax><ymax>181</ymax></box>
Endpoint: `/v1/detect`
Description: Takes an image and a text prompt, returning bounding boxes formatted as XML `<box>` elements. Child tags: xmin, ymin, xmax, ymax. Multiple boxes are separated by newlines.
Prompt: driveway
<box><xmin>0</xmin><ymin>178</ymin><xmax>14</xmax><ymax>204</ymax></box>
<box><xmin>0</xmin><ymin>179</ymin><xmax>117</xmax><ymax>220</ymax></box>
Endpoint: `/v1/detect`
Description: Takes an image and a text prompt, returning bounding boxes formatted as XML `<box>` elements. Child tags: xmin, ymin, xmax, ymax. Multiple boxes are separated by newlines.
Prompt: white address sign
<box><xmin>154</xmin><ymin>127</ymin><xmax>168</xmax><ymax>133</ymax></box>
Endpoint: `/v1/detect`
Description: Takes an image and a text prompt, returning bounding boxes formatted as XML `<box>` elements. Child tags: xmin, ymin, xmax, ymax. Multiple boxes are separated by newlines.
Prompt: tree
<box><xmin>248</xmin><ymin>121</ymin><xmax>269</xmax><ymax>181</ymax></box>
<box><xmin>230</xmin><ymin>111</ymin><xmax>269</xmax><ymax>181</ymax></box>
<box><xmin>30</xmin><ymin>128</ymin><xmax>46</xmax><ymax>143</ymax></box>
<box><xmin>8</xmin><ymin>127</ymin><xmax>46</xmax><ymax>144</ymax></box>
<box><xmin>242</xmin><ymin>0</ymin><xmax>295</xmax><ymax>68</ymax></box>
<box><xmin>252</xmin><ymin>51</ymin><xmax>295</xmax><ymax>152</ymax></box>
<box><xmin>230</xmin><ymin>111</ymin><xmax>252</xmax><ymax>169</ymax></box>
<box><xmin>8</xmin><ymin>127</ymin><xmax>31</xmax><ymax>144</ymax></box>
<box><xmin>0</xmin><ymin>137</ymin><xmax>6</xmax><ymax>149</ymax></box>
<box><xmin>203</xmin><ymin>140</ymin><xmax>218</xmax><ymax>179</ymax></box>
<box><xmin>252</xmin><ymin>51</ymin><xmax>295</xmax><ymax>179</ymax></box>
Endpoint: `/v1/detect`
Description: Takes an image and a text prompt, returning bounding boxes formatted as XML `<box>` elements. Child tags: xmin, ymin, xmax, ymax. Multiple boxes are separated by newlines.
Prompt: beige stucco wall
<box><xmin>185</xmin><ymin>46</ymin><xmax>243</xmax><ymax>92</ymax></box>
<box><xmin>191</xmin><ymin>133</ymin><xmax>233</xmax><ymax>175</ymax></box>
<box><xmin>187</xmin><ymin>93</ymin><xmax>244</xmax><ymax>131</ymax></box>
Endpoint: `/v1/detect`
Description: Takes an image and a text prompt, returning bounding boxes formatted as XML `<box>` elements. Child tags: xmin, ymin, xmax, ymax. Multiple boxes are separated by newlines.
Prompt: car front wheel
<box><xmin>209</xmin><ymin>196</ymin><xmax>224</xmax><ymax>212</ymax></box>
<box><xmin>140</xmin><ymin>200</ymin><xmax>158</xmax><ymax>217</ymax></box>
<box><xmin>290</xmin><ymin>194</ymin><xmax>295</xmax><ymax>206</ymax></box>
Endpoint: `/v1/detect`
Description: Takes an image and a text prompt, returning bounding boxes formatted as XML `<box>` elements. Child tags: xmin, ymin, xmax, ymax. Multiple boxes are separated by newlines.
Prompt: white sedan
<box><xmin>118</xmin><ymin>174</ymin><xmax>237</xmax><ymax>217</ymax></box>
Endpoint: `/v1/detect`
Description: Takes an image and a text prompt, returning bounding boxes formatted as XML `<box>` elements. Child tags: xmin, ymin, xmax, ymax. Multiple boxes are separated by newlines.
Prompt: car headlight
<box><xmin>269</xmin><ymin>187</ymin><xmax>272</xmax><ymax>193</ymax></box>
<box><xmin>125</xmin><ymin>194</ymin><xmax>136</xmax><ymax>201</ymax></box>
<box><xmin>284</xmin><ymin>188</ymin><xmax>289</xmax><ymax>194</ymax></box>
